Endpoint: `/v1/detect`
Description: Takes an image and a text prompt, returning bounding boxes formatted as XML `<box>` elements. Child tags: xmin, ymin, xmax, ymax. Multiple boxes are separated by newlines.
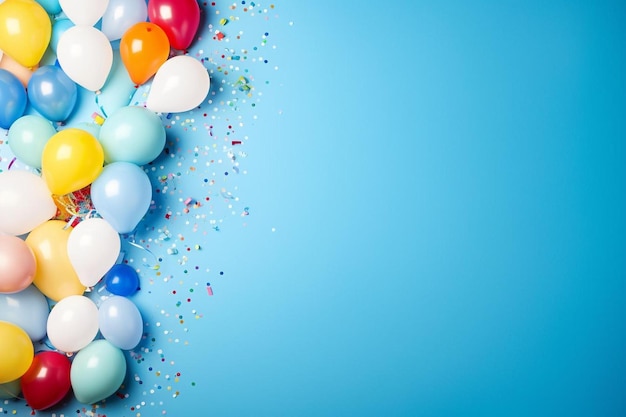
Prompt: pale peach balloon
<box><xmin>0</xmin><ymin>234</ymin><xmax>36</xmax><ymax>293</ymax></box>
<box><xmin>0</xmin><ymin>52</ymin><xmax>38</xmax><ymax>87</ymax></box>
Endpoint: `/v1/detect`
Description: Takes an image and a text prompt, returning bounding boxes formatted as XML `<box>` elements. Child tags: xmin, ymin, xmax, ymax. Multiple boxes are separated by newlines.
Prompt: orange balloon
<box><xmin>24</xmin><ymin>220</ymin><xmax>85</xmax><ymax>302</ymax></box>
<box><xmin>120</xmin><ymin>22</ymin><xmax>170</xmax><ymax>85</ymax></box>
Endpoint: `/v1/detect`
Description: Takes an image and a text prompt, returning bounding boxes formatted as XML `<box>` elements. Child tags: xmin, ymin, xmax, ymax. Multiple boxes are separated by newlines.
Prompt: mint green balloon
<box><xmin>71</xmin><ymin>121</ymin><xmax>101</xmax><ymax>139</ymax></box>
<box><xmin>0</xmin><ymin>378</ymin><xmax>21</xmax><ymax>400</ymax></box>
<box><xmin>98</xmin><ymin>105</ymin><xmax>166</xmax><ymax>166</ymax></box>
<box><xmin>8</xmin><ymin>115</ymin><xmax>56</xmax><ymax>169</ymax></box>
<box><xmin>96</xmin><ymin>50</ymin><xmax>136</xmax><ymax>117</ymax></box>
<box><xmin>70</xmin><ymin>340</ymin><xmax>126</xmax><ymax>404</ymax></box>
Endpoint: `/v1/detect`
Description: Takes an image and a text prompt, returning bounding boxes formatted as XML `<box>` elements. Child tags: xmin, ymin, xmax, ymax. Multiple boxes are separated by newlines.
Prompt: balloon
<box><xmin>8</xmin><ymin>115</ymin><xmax>56</xmax><ymax>169</ymax></box>
<box><xmin>57</xmin><ymin>25</ymin><xmax>113</xmax><ymax>91</ymax></box>
<box><xmin>0</xmin><ymin>170</ymin><xmax>57</xmax><ymax>236</ymax></box>
<box><xmin>120</xmin><ymin>22</ymin><xmax>169</xmax><ymax>86</ymax></box>
<box><xmin>0</xmin><ymin>69</ymin><xmax>27</xmax><ymax>129</ymax></box>
<box><xmin>70</xmin><ymin>339</ymin><xmax>126</xmax><ymax>404</ymax></box>
<box><xmin>47</xmin><ymin>295</ymin><xmax>98</xmax><ymax>353</ymax></box>
<box><xmin>0</xmin><ymin>285</ymin><xmax>49</xmax><ymax>342</ymax></box>
<box><xmin>0</xmin><ymin>378</ymin><xmax>21</xmax><ymax>400</ymax></box>
<box><xmin>99</xmin><ymin>105</ymin><xmax>166</xmax><ymax>165</ymax></box>
<box><xmin>101</xmin><ymin>0</ymin><xmax>147</xmax><ymax>41</ymax></box>
<box><xmin>71</xmin><ymin>121</ymin><xmax>101</xmax><ymax>139</ymax></box>
<box><xmin>91</xmin><ymin>162</ymin><xmax>152</xmax><ymax>234</ymax></box>
<box><xmin>104</xmin><ymin>264</ymin><xmax>140</xmax><ymax>296</ymax></box>
<box><xmin>147</xmin><ymin>0</ymin><xmax>200</xmax><ymax>50</ymax></box>
<box><xmin>98</xmin><ymin>296</ymin><xmax>143</xmax><ymax>350</ymax></box>
<box><xmin>41</xmin><ymin>128</ymin><xmax>104</xmax><ymax>196</ymax></box>
<box><xmin>96</xmin><ymin>49</ymin><xmax>135</xmax><ymax>117</ymax></box>
<box><xmin>28</xmin><ymin>65</ymin><xmax>78</xmax><ymax>122</ymax></box>
<box><xmin>0</xmin><ymin>321</ymin><xmax>33</xmax><ymax>384</ymax></box>
<box><xmin>0</xmin><ymin>0</ymin><xmax>51</xmax><ymax>68</ymax></box>
<box><xmin>20</xmin><ymin>351</ymin><xmax>71</xmax><ymax>410</ymax></box>
<box><xmin>50</xmin><ymin>18</ymin><xmax>74</xmax><ymax>54</ymax></box>
<box><xmin>25</xmin><ymin>220</ymin><xmax>86</xmax><ymax>302</ymax></box>
<box><xmin>0</xmin><ymin>53</ymin><xmax>36</xmax><ymax>87</ymax></box>
<box><xmin>0</xmin><ymin>235</ymin><xmax>36</xmax><ymax>294</ymax></box>
<box><xmin>59</xmin><ymin>0</ymin><xmax>109</xmax><ymax>26</ymax></box>
<box><xmin>67</xmin><ymin>217</ymin><xmax>121</xmax><ymax>287</ymax></box>
<box><xmin>145</xmin><ymin>55</ymin><xmax>210</xmax><ymax>113</ymax></box>
<box><xmin>35</xmin><ymin>0</ymin><xmax>62</xmax><ymax>15</ymax></box>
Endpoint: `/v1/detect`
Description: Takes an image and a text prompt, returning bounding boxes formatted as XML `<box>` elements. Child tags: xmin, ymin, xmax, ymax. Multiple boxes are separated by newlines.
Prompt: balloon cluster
<box><xmin>0</xmin><ymin>0</ymin><xmax>209</xmax><ymax>410</ymax></box>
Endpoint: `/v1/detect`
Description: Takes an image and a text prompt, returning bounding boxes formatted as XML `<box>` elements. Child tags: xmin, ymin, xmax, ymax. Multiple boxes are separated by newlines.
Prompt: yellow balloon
<box><xmin>42</xmin><ymin>128</ymin><xmax>104</xmax><ymax>196</ymax></box>
<box><xmin>0</xmin><ymin>321</ymin><xmax>34</xmax><ymax>384</ymax></box>
<box><xmin>25</xmin><ymin>220</ymin><xmax>86</xmax><ymax>302</ymax></box>
<box><xmin>0</xmin><ymin>0</ymin><xmax>51</xmax><ymax>68</ymax></box>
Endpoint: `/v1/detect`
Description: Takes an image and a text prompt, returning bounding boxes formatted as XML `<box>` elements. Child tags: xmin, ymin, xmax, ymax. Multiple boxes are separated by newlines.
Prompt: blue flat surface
<box><xmin>1</xmin><ymin>1</ymin><xmax>626</xmax><ymax>416</ymax></box>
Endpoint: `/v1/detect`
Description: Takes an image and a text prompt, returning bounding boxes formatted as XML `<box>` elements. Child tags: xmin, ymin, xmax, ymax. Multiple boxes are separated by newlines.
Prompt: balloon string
<box><xmin>94</xmin><ymin>88</ymin><xmax>139</xmax><ymax>117</ymax></box>
<box><xmin>94</xmin><ymin>92</ymin><xmax>108</xmax><ymax>118</ymax></box>
<box><xmin>124</xmin><ymin>231</ymin><xmax>160</xmax><ymax>270</ymax></box>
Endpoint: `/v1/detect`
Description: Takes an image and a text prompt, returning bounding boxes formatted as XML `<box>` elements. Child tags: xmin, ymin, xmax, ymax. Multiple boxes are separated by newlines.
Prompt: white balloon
<box><xmin>101</xmin><ymin>0</ymin><xmax>147</xmax><ymax>41</ymax></box>
<box><xmin>145</xmin><ymin>56</ymin><xmax>210</xmax><ymax>114</ymax></box>
<box><xmin>67</xmin><ymin>218</ymin><xmax>121</xmax><ymax>287</ymax></box>
<box><xmin>0</xmin><ymin>170</ymin><xmax>56</xmax><ymax>236</ymax></box>
<box><xmin>59</xmin><ymin>0</ymin><xmax>110</xmax><ymax>26</ymax></box>
<box><xmin>57</xmin><ymin>25</ymin><xmax>113</xmax><ymax>91</ymax></box>
<box><xmin>47</xmin><ymin>295</ymin><xmax>99</xmax><ymax>353</ymax></box>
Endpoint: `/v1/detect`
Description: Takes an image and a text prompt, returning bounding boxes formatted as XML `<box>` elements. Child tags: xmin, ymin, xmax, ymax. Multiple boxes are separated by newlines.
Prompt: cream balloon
<box><xmin>67</xmin><ymin>218</ymin><xmax>121</xmax><ymax>287</ymax></box>
<box><xmin>145</xmin><ymin>55</ymin><xmax>210</xmax><ymax>113</ymax></box>
<box><xmin>0</xmin><ymin>170</ymin><xmax>56</xmax><ymax>236</ymax></box>
<box><xmin>57</xmin><ymin>26</ymin><xmax>113</xmax><ymax>91</ymax></box>
<box><xmin>47</xmin><ymin>295</ymin><xmax>99</xmax><ymax>353</ymax></box>
<box><xmin>59</xmin><ymin>0</ymin><xmax>110</xmax><ymax>26</ymax></box>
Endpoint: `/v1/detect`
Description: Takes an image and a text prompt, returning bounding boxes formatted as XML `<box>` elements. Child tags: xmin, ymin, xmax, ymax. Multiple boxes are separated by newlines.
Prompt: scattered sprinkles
<box><xmin>0</xmin><ymin>1</ymin><xmax>290</xmax><ymax>416</ymax></box>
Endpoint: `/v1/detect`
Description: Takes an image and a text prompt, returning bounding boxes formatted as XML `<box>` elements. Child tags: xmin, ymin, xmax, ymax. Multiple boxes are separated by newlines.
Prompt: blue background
<box><xmin>0</xmin><ymin>0</ymin><xmax>625</xmax><ymax>416</ymax></box>
<box><xmin>208</xmin><ymin>1</ymin><xmax>626</xmax><ymax>416</ymax></box>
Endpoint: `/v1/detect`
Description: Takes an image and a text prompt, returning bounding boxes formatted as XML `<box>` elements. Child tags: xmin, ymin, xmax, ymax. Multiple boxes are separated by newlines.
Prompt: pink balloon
<box><xmin>0</xmin><ymin>235</ymin><xmax>36</xmax><ymax>293</ymax></box>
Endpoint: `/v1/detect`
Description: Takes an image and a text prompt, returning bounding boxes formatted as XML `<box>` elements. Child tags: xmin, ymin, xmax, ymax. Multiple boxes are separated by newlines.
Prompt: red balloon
<box><xmin>147</xmin><ymin>0</ymin><xmax>200</xmax><ymax>50</ymax></box>
<box><xmin>21</xmin><ymin>351</ymin><xmax>71</xmax><ymax>410</ymax></box>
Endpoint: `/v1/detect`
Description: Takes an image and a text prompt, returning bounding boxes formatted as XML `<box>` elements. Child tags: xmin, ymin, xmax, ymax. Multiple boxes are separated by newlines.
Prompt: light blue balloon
<box><xmin>96</xmin><ymin>50</ymin><xmax>136</xmax><ymax>117</ymax></box>
<box><xmin>0</xmin><ymin>285</ymin><xmax>50</xmax><ymax>341</ymax></box>
<box><xmin>35</xmin><ymin>0</ymin><xmax>62</xmax><ymax>15</ymax></box>
<box><xmin>8</xmin><ymin>115</ymin><xmax>57</xmax><ymax>168</ymax></box>
<box><xmin>101</xmin><ymin>0</ymin><xmax>148</xmax><ymax>41</ymax></box>
<box><xmin>70</xmin><ymin>339</ymin><xmax>126</xmax><ymax>404</ymax></box>
<box><xmin>99</xmin><ymin>106</ymin><xmax>166</xmax><ymax>165</ymax></box>
<box><xmin>98</xmin><ymin>296</ymin><xmax>143</xmax><ymax>350</ymax></box>
<box><xmin>91</xmin><ymin>162</ymin><xmax>152</xmax><ymax>234</ymax></box>
<box><xmin>0</xmin><ymin>70</ymin><xmax>27</xmax><ymax>130</ymax></box>
<box><xmin>28</xmin><ymin>65</ymin><xmax>78</xmax><ymax>122</ymax></box>
<box><xmin>50</xmin><ymin>19</ymin><xmax>74</xmax><ymax>54</ymax></box>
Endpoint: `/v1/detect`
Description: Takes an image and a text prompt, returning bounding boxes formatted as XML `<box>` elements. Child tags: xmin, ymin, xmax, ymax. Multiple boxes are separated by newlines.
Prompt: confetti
<box><xmin>0</xmin><ymin>1</ymin><xmax>289</xmax><ymax>415</ymax></box>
